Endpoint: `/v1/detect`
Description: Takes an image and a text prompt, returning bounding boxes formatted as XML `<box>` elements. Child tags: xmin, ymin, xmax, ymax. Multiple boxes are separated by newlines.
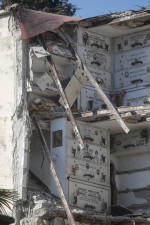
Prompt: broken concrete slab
<box><xmin>31</xmin><ymin>46</ymin><xmax>51</xmax><ymax>58</ymax></box>
<box><xmin>59</xmin><ymin>68</ymin><xmax>87</xmax><ymax>107</ymax></box>
<box><xmin>36</xmin><ymin>72</ymin><xmax>54</xmax><ymax>91</ymax></box>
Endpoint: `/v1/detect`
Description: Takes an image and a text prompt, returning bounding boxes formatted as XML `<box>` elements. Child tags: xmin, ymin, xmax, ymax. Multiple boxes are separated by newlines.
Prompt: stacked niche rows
<box><xmin>110</xmin><ymin>128</ymin><xmax>150</xmax><ymax>210</ymax></box>
<box><xmin>50</xmin><ymin>118</ymin><xmax>110</xmax><ymax>213</ymax></box>
<box><xmin>113</xmin><ymin>29</ymin><xmax>150</xmax><ymax>107</ymax></box>
<box><xmin>77</xmin><ymin>28</ymin><xmax>112</xmax><ymax>112</ymax></box>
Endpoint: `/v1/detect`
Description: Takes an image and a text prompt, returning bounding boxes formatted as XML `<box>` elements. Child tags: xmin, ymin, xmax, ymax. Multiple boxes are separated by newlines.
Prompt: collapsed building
<box><xmin>1</xmin><ymin>5</ymin><xmax>150</xmax><ymax>225</ymax></box>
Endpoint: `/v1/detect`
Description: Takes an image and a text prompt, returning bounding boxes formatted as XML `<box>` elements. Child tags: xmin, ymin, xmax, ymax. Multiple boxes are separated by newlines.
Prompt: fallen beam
<box><xmin>32</xmin><ymin>117</ymin><xmax>76</xmax><ymax>225</ymax></box>
<box><xmin>59</xmin><ymin>29</ymin><xmax>129</xmax><ymax>134</ymax></box>
<box><xmin>110</xmin><ymin>112</ymin><xmax>132</xmax><ymax>120</ymax></box>
<box><xmin>81</xmin><ymin>104</ymin><xmax>150</xmax><ymax>118</ymax></box>
<box><xmin>118</xmin><ymin>105</ymin><xmax>150</xmax><ymax>113</ymax></box>
<box><xmin>39</xmin><ymin>36</ymin><xmax>84</xmax><ymax>149</ymax></box>
<box><xmin>83</xmin><ymin>65</ymin><xmax>129</xmax><ymax>133</ymax></box>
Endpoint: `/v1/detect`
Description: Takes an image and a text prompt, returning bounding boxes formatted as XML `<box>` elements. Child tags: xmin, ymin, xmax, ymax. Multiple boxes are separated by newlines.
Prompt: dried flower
<box><xmin>111</xmin><ymin>89</ymin><xmax>126</xmax><ymax>107</ymax></box>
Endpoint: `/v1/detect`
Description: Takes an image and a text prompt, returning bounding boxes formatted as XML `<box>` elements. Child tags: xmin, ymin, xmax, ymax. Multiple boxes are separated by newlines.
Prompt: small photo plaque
<box><xmin>53</xmin><ymin>130</ymin><xmax>63</xmax><ymax>148</ymax></box>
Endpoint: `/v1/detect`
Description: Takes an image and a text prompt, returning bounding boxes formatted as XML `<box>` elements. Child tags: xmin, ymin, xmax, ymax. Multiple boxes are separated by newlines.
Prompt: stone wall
<box><xmin>0</xmin><ymin>12</ymin><xmax>15</xmax><ymax>193</ymax></box>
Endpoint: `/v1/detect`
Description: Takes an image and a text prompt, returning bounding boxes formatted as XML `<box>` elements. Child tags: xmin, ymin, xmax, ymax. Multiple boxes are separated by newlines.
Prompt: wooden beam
<box><xmin>81</xmin><ymin>104</ymin><xmax>150</xmax><ymax>118</ymax></box>
<box><xmin>110</xmin><ymin>112</ymin><xmax>132</xmax><ymax>120</ymax></box>
<box><xmin>59</xmin><ymin>30</ymin><xmax>129</xmax><ymax>133</ymax></box>
<box><xmin>32</xmin><ymin>117</ymin><xmax>76</xmax><ymax>225</ymax></box>
<box><xmin>135</xmin><ymin>109</ymin><xmax>150</xmax><ymax>115</ymax></box>
<box><xmin>97</xmin><ymin>109</ymin><xmax>111</xmax><ymax>115</ymax></box>
<box><xmin>77</xmin><ymin>56</ymin><xmax>129</xmax><ymax>133</ymax></box>
<box><xmin>40</xmin><ymin>36</ymin><xmax>84</xmax><ymax>150</ymax></box>
<box><xmin>81</xmin><ymin>112</ymin><xmax>94</xmax><ymax>118</ymax></box>
<box><xmin>118</xmin><ymin>105</ymin><xmax>150</xmax><ymax>113</ymax></box>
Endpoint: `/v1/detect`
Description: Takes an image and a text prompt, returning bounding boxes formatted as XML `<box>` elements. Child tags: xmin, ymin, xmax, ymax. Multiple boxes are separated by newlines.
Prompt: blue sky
<box><xmin>0</xmin><ymin>0</ymin><xmax>149</xmax><ymax>16</ymax></box>
<box><xmin>69</xmin><ymin>0</ymin><xmax>150</xmax><ymax>18</ymax></box>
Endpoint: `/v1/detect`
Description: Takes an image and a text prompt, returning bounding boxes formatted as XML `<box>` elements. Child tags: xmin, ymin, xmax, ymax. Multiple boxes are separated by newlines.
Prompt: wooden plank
<box><xmin>81</xmin><ymin>112</ymin><xmax>94</xmax><ymax>118</ymax></box>
<box><xmin>32</xmin><ymin>117</ymin><xmax>76</xmax><ymax>225</ymax></box>
<box><xmin>40</xmin><ymin>36</ymin><xmax>84</xmax><ymax>150</ymax></box>
<box><xmin>81</xmin><ymin>104</ymin><xmax>150</xmax><ymax>118</ymax></box>
<box><xmin>79</xmin><ymin>61</ymin><xmax>129</xmax><ymax>133</ymax></box>
<box><xmin>110</xmin><ymin>112</ymin><xmax>132</xmax><ymax>120</ymax></box>
<box><xmin>58</xmin><ymin>30</ymin><xmax>129</xmax><ymax>133</ymax></box>
<box><xmin>118</xmin><ymin>104</ymin><xmax>150</xmax><ymax>113</ymax></box>
<box><xmin>135</xmin><ymin>109</ymin><xmax>150</xmax><ymax>115</ymax></box>
<box><xmin>96</xmin><ymin>109</ymin><xmax>111</xmax><ymax>115</ymax></box>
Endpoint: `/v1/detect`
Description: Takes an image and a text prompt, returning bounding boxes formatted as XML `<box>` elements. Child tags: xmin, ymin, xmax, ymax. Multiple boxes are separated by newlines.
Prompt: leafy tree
<box><xmin>0</xmin><ymin>189</ymin><xmax>18</xmax><ymax>214</ymax></box>
<box><xmin>1</xmin><ymin>0</ymin><xmax>78</xmax><ymax>16</ymax></box>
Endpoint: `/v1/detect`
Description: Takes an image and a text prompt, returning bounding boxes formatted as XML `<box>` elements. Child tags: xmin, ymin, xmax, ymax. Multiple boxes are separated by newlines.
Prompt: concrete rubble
<box><xmin>1</xmin><ymin>4</ymin><xmax>150</xmax><ymax>225</ymax></box>
<box><xmin>19</xmin><ymin>192</ymin><xmax>150</xmax><ymax>225</ymax></box>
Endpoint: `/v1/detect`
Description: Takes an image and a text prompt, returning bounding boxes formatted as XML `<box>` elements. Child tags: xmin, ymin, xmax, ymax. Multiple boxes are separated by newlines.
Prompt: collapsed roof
<box><xmin>18</xmin><ymin>7</ymin><xmax>150</xmax><ymax>39</ymax></box>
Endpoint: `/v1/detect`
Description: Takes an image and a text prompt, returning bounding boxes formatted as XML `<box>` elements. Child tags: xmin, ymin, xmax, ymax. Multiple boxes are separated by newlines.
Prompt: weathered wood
<box><xmin>77</xmin><ymin>58</ymin><xmax>129</xmax><ymax>133</ymax></box>
<box><xmin>81</xmin><ymin>104</ymin><xmax>150</xmax><ymax>119</ymax></box>
<box><xmin>81</xmin><ymin>109</ymin><xmax>111</xmax><ymax>118</ymax></box>
<box><xmin>110</xmin><ymin>112</ymin><xmax>132</xmax><ymax>120</ymax></box>
<box><xmin>40</xmin><ymin>36</ymin><xmax>84</xmax><ymax>149</ymax></box>
<box><xmin>32</xmin><ymin>117</ymin><xmax>76</xmax><ymax>225</ymax></box>
<box><xmin>81</xmin><ymin>112</ymin><xmax>94</xmax><ymax>118</ymax></box>
<box><xmin>118</xmin><ymin>104</ymin><xmax>150</xmax><ymax>113</ymax></box>
<box><xmin>59</xmin><ymin>29</ymin><xmax>129</xmax><ymax>134</ymax></box>
<box><xmin>122</xmin><ymin>118</ymin><xmax>138</xmax><ymax>123</ymax></box>
<box><xmin>135</xmin><ymin>109</ymin><xmax>150</xmax><ymax>115</ymax></box>
<box><xmin>97</xmin><ymin>109</ymin><xmax>111</xmax><ymax>115</ymax></box>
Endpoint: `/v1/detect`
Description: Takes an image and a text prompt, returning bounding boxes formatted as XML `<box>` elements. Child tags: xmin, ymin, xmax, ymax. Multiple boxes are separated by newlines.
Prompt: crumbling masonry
<box><xmin>1</xmin><ymin>6</ymin><xmax>150</xmax><ymax>225</ymax></box>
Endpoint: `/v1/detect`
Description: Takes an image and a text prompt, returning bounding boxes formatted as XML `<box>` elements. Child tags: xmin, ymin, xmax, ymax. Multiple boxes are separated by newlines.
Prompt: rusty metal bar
<box><xmin>59</xmin><ymin>29</ymin><xmax>129</xmax><ymax>134</ymax></box>
<box><xmin>39</xmin><ymin>36</ymin><xmax>84</xmax><ymax>149</ymax></box>
<box><xmin>32</xmin><ymin>117</ymin><xmax>76</xmax><ymax>225</ymax></box>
